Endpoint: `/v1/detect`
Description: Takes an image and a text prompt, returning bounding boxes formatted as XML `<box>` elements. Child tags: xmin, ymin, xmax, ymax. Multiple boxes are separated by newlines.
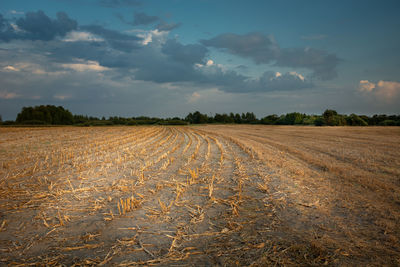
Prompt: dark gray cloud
<box><xmin>0</xmin><ymin>9</ymin><xmax>313</xmax><ymax>101</ymax></box>
<box><xmin>114</xmin><ymin>13</ymin><xmax>129</xmax><ymax>24</ymax></box>
<box><xmin>45</xmin><ymin>39</ymin><xmax>108</xmax><ymax>63</ymax></box>
<box><xmin>162</xmin><ymin>39</ymin><xmax>208</xmax><ymax>66</ymax></box>
<box><xmin>201</xmin><ymin>32</ymin><xmax>340</xmax><ymax>80</ymax></box>
<box><xmin>196</xmin><ymin>65</ymin><xmax>311</xmax><ymax>93</ymax></box>
<box><xmin>156</xmin><ymin>21</ymin><xmax>181</xmax><ymax>32</ymax></box>
<box><xmin>201</xmin><ymin>33</ymin><xmax>279</xmax><ymax>64</ymax></box>
<box><xmin>196</xmin><ymin>66</ymin><xmax>249</xmax><ymax>91</ymax></box>
<box><xmin>99</xmin><ymin>0</ymin><xmax>142</xmax><ymax>8</ymax></box>
<box><xmin>277</xmin><ymin>48</ymin><xmax>339</xmax><ymax>80</ymax></box>
<box><xmin>257</xmin><ymin>71</ymin><xmax>312</xmax><ymax>91</ymax></box>
<box><xmin>117</xmin><ymin>13</ymin><xmax>180</xmax><ymax>31</ymax></box>
<box><xmin>0</xmin><ymin>11</ymin><xmax>77</xmax><ymax>42</ymax></box>
<box><xmin>0</xmin><ymin>14</ymin><xmax>17</xmax><ymax>41</ymax></box>
<box><xmin>80</xmin><ymin>25</ymin><xmax>142</xmax><ymax>51</ymax></box>
<box><xmin>0</xmin><ymin>14</ymin><xmax>6</xmax><ymax>29</ymax></box>
<box><xmin>31</xmin><ymin>32</ymin><xmax>310</xmax><ymax>93</ymax></box>
<box><xmin>16</xmin><ymin>11</ymin><xmax>77</xmax><ymax>41</ymax></box>
<box><xmin>133</xmin><ymin>12</ymin><xmax>159</xmax><ymax>25</ymax></box>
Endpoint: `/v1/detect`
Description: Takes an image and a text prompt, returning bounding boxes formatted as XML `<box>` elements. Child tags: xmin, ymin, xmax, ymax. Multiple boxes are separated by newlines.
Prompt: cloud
<box><xmin>133</xmin><ymin>12</ymin><xmax>159</xmax><ymax>26</ymax></box>
<box><xmin>195</xmin><ymin>63</ymin><xmax>311</xmax><ymax>93</ymax></box>
<box><xmin>0</xmin><ymin>91</ymin><xmax>20</xmax><ymax>99</ymax></box>
<box><xmin>99</xmin><ymin>0</ymin><xmax>142</xmax><ymax>8</ymax></box>
<box><xmin>54</xmin><ymin>94</ymin><xmax>72</xmax><ymax>100</ymax></box>
<box><xmin>162</xmin><ymin>38</ymin><xmax>208</xmax><ymax>66</ymax></box>
<box><xmin>1</xmin><ymin>61</ymin><xmax>67</xmax><ymax>76</ymax></box>
<box><xmin>276</xmin><ymin>47</ymin><xmax>339</xmax><ymax>80</ymax></box>
<box><xmin>201</xmin><ymin>32</ymin><xmax>340</xmax><ymax>80</ymax></box>
<box><xmin>359</xmin><ymin>80</ymin><xmax>376</xmax><ymax>92</ymax></box>
<box><xmin>80</xmin><ymin>25</ymin><xmax>141</xmax><ymax>51</ymax></box>
<box><xmin>156</xmin><ymin>21</ymin><xmax>181</xmax><ymax>32</ymax></box>
<box><xmin>136</xmin><ymin>29</ymin><xmax>168</xmax><ymax>45</ymax></box>
<box><xmin>1</xmin><ymin>11</ymin><xmax>77</xmax><ymax>42</ymax></box>
<box><xmin>0</xmin><ymin>10</ymin><xmax>313</xmax><ymax>98</ymax></box>
<box><xmin>61</xmin><ymin>59</ymin><xmax>109</xmax><ymax>72</ymax></box>
<box><xmin>187</xmin><ymin>88</ymin><xmax>224</xmax><ymax>103</ymax></box>
<box><xmin>9</xmin><ymin>10</ymin><xmax>24</xmax><ymax>15</ymax></box>
<box><xmin>63</xmin><ymin>31</ymin><xmax>104</xmax><ymax>42</ymax></box>
<box><xmin>15</xmin><ymin>11</ymin><xmax>77</xmax><ymax>41</ymax></box>
<box><xmin>201</xmin><ymin>32</ymin><xmax>279</xmax><ymax>64</ymax></box>
<box><xmin>206</xmin><ymin>59</ymin><xmax>214</xmax><ymax>66</ymax></box>
<box><xmin>0</xmin><ymin>14</ymin><xmax>18</xmax><ymax>41</ymax></box>
<box><xmin>375</xmin><ymin>81</ymin><xmax>400</xmax><ymax>101</ymax></box>
<box><xmin>255</xmin><ymin>71</ymin><xmax>311</xmax><ymax>91</ymax></box>
<box><xmin>358</xmin><ymin>80</ymin><xmax>400</xmax><ymax>103</ymax></box>
<box><xmin>188</xmin><ymin>91</ymin><xmax>201</xmax><ymax>103</ymax></box>
<box><xmin>3</xmin><ymin>65</ymin><xmax>20</xmax><ymax>72</ymax></box>
<box><xmin>116</xmin><ymin>13</ymin><xmax>177</xmax><ymax>30</ymax></box>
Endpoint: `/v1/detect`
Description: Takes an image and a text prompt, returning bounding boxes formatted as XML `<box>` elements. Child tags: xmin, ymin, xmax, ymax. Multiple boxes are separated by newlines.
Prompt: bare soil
<box><xmin>0</xmin><ymin>125</ymin><xmax>399</xmax><ymax>266</ymax></box>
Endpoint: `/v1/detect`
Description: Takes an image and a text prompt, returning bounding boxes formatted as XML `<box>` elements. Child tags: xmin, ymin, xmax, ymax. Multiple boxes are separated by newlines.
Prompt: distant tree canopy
<box><xmin>16</xmin><ymin>105</ymin><xmax>74</xmax><ymax>125</ymax></box>
<box><xmin>6</xmin><ymin>106</ymin><xmax>400</xmax><ymax>126</ymax></box>
<box><xmin>185</xmin><ymin>111</ymin><xmax>209</xmax><ymax>124</ymax></box>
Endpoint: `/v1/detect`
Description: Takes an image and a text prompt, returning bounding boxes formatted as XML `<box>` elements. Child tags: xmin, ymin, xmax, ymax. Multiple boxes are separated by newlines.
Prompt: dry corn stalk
<box><xmin>117</xmin><ymin>195</ymin><xmax>141</xmax><ymax>215</ymax></box>
<box><xmin>187</xmin><ymin>168</ymin><xmax>199</xmax><ymax>185</ymax></box>
<box><xmin>208</xmin><ymin>175</ymin><xmax>215</xmax><ymax>198</ymax></box>
<box><xmin>230</xmin><ymin>201</ymin><xmax>239</xmax><ymax>216</ymax></box>
<box><xmin>0</xmin><ymin>220</ymin><xmax>6</xmax><ymax>231</ymax></box>
<box><xmin>257</xmin><ymin>183</ymin><xmax>268</xmax><ymax>193</ymax></box>
<box><xmin>159</xmin><ymin>198</ymin><xmax>173</xmax><ymax>214</ymax></box>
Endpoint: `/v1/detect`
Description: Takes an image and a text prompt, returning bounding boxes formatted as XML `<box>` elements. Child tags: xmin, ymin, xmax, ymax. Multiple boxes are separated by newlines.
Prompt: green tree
<box><xmin>241</xmin><ymin>112</ymin><xmax>257</xmax><ymax>124</ymax></box>
<box><xmin>261</xmin><ymin>114</ymin><xmax>279</xmax><ymax>125</ymax></box>
<box><xmin>346</xmin><ymin>114</ymin><xmax>368</xmax><ymax>126</ymax></box>
<box><xmin>323</xmin><ymin>109</ymin><xmax>338</xmax><ymax>126</ymax></box>
<box><xmin>16</xmin><ymin>105</ymin><xmax>73</xmax><ymax>125</ymax></box>
<box><xmin>185</xmin><ymin>111</ymin><xmax>208</xmax><ymax>124</ymax></box>
<box><xmin>284</xmin><ymin>112</ymin><xmax>304</xmax><ymax>125</ymax></box>
<box><xmin>234</xmin><ymin>113</ymin><xmax>242</xmax><ymax>123</ymax></box>
<box><xmin>322</xmin><ymin>109</ymin><xmax>346</xmax><ymax>126</ymax></box>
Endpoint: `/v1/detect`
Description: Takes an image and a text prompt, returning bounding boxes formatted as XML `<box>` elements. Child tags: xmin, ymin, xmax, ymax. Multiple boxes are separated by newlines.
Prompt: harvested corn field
<box><xmin>0</xmin><ymin>125</ymin><xmax>399</xmax><ymax>266</ymax></box>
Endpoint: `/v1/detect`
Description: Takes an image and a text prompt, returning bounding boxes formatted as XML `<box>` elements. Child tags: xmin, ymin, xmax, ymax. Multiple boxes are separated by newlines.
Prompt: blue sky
<box><xmin>1</xmin><ymin>0</ymin><xmax>399</xmax><ymax>119</ymax></box>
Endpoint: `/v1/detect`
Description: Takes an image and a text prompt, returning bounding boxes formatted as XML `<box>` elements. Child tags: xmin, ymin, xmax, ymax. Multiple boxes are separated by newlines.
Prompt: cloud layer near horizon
<box><xmin>201</xmin><ymin>33</ymin><xmax>339</xmax><ymax>80</ymax></box>
<box><xmin>0</xmin><ymin>10</ymin><xmax>318</xmax><ymax>97</ymax></box>
<box><xmin>359</xmin><ymin>80</ymin><xmax>400</xmax><ymax>103</ymax></box>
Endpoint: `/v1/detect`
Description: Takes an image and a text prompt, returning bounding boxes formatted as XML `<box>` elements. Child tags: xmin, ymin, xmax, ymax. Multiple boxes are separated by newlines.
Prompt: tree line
<box><xmin>1</xmin><ymin>105</ymin><xmax>399</xmax><ymax>126</ymax></box>
<box><xmin>185</xmin><ymin>110</ymin><xmax>400</xmax><ymax>126</ymax></box>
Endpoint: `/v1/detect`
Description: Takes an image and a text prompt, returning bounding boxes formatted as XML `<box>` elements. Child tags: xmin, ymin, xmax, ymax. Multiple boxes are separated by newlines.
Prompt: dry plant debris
<box><xmin>0</xmin><ymin>125</ymin><xmax>399</xmax><ymax>266</ymax></box>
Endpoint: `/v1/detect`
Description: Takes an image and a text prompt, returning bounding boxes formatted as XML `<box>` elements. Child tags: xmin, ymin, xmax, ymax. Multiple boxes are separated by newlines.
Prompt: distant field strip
<box><xmin>0</xmin><ymin>126</ymin><xmax>399</xmax><ymax>266</ymax></box>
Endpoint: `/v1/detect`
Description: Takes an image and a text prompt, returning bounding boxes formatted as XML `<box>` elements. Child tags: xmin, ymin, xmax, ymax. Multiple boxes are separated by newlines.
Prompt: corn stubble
<box><xmin>0</xmin><ymin>125</ymin><xmax>399</xmax><ymax>266</ymax></box>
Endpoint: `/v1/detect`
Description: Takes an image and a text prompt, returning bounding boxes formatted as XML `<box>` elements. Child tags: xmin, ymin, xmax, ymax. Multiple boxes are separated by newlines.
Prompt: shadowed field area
<box><xmin>0</xmin><ymin>126</ymin><xmax>399</xmax><ymax>266</ymax></box>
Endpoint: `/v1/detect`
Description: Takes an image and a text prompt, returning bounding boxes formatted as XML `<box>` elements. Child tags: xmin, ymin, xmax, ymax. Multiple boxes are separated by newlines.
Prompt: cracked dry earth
<box><xmin>0</xmin><ymin>126</ymin><xmax>399</xmax><ymax>266</ymax></box>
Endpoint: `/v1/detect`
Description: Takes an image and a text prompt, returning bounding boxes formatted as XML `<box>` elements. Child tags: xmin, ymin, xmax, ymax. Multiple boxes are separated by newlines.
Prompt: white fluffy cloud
<box><xmin>62</xmin><ymin>60</ymin><xmax>109</xmax><ymax>72</ymax></box>
<box><xmin>135</xmin><ymin>29</ymin><xmax>168</xmax><ymax>45</ymax></box>
<box><xmin>3</xmin><ymin>66</ymin><xmax>20</xmax><ymax>72</ymax></box>
<box><xmin>63</xmin><ymin>31</ymin><xmax>104</xmax><ymax>42</ymax></box>
<box><xmin>288</xmin><ymin>71</ymin><xmax>305</xmax><ymax>81</ymax></box>
<box><xmin>358</xmin><ymin>80</ymin><xmax>400</xmax><ymax>102</ymax></box>
<box><xmin>2</xmin><ymin>62</ymin><xmax>66</xmax><ymax>76</ymax></box>
<box><xmin>359</xmin><ymin>80</ymin><xmax>376</xmax><ymax>92</ymax></box>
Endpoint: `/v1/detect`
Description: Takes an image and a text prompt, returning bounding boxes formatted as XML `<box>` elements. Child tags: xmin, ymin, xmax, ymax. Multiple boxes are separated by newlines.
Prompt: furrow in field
<box><xmin>80</xmin><ymin>128</ymin><xmax>242</xmax><ymax>265</ymax></box>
